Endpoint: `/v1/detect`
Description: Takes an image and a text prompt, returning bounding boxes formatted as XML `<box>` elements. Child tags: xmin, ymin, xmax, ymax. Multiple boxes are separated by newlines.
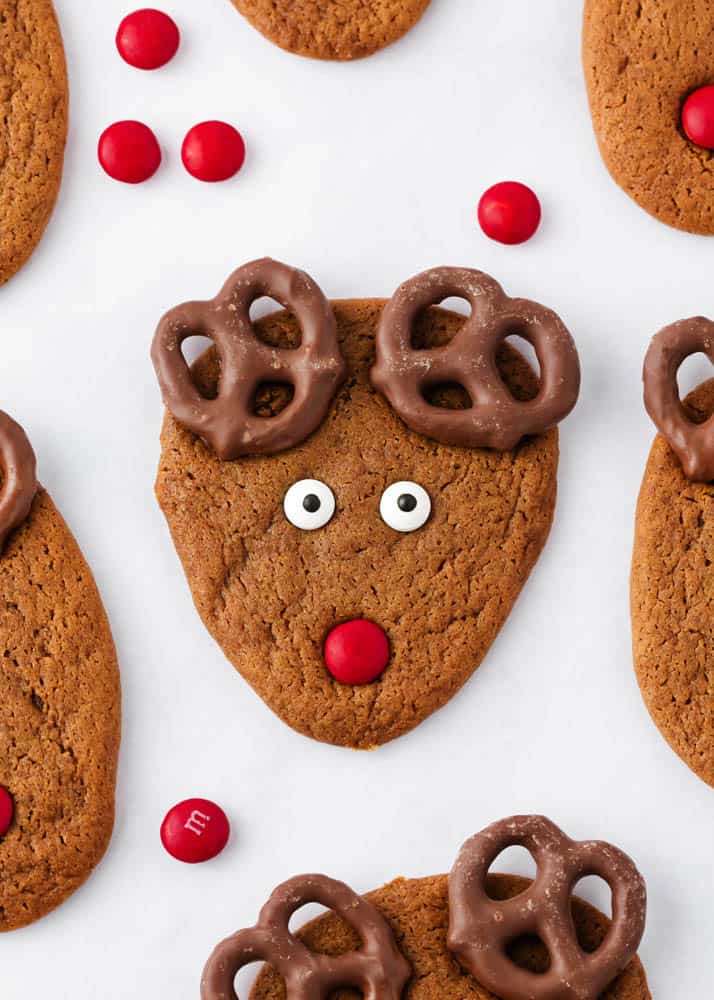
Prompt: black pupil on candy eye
<box><xmin>397</xmin><ymin>494</ymin><xmax>417</xmax><ymax>513</ymax></box>
<box><xmin>303</xmin><ymin>494</ymin><xmax>321</xmax><ymax>513</ymax></box>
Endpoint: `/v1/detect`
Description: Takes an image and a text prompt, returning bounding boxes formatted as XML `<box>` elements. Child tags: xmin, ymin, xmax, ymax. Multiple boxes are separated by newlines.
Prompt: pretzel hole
<box><xmin>571</xmin><ymin>875</ymin><xmax>613</xmax><ymax>951</ymax></box>
<box><xmin>252</xmin><ymin>382</ymin><xmax>295</xmax><ymax>418</ymax></box>
<box><xmin>505</xmin><ymin>934</ymin><xmax>551</xmax><ymax>974</ymax></box>
<box><xmin>251</xmin><ymin>299</ymin><xmax>303</xmax><ymax>350</ymax></box>
<box><xmin>422</xmin><ymin>381</ymin><xmax>472</xmax><ymax>410</ymax></box>
<box><xmin>233</xmin><ymin>960</ymin><xmax>266</xmax><ymax>999</ymax></box>
<box><xmin>485</xmin><ymin>845</ymin><xmax>537</xmax><ymax>897</ymax></box>
<box><xmin>288</xmin><ymin>901</ymin><xmax>331</xmax><ymax>935</ymax></box>
<box><xmin>504</xmin><ymin>333</ymin><xmax>541</xmax><ymax>391</ymax></box>
<box><xmin>677</xmin><ymin>353</ymin><xmax>713</xmax><ymax>420</ymax></box>
<box><xmin>182</xmin><ymin>336</ymin><xmax>219</xmax><ymax>399</ymax></box>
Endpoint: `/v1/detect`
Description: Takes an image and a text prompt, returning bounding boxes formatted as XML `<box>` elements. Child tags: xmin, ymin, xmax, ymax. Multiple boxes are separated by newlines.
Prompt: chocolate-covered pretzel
<box><xmin>0</xmin><ymin>411</ymin><xmax>37</xmax><ymax>553</ymax></box>
<box><xmin>448</xmin><ymin>816</ymin><xmax>646</xmax><ymax>1000</ymax></box>
<box><xmin>371</xmin><ymin>267</ymin><xmax>580</xmax><ymax>450</ymax></box>
<box><xmin>151</xmin><ymin>258</ymin><xmax>347</xmax><ymax>460</ymax></box>
<box><xmin>643</xmin><ymin>317</ymin><xmax>714</xmax><ymax>481</ymax></box>
<box><xmin>200</xmin><ymin>874</ymin><xmax>411</xmax><ymax>1000</ymax></box>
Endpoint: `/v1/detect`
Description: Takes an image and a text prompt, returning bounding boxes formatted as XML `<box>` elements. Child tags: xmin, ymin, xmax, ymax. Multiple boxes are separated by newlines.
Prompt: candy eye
<box><xmin>379</xmin><ymin>482</ymin><xmax>431</xmax><ymax>533</ymax></box>
<box><xmin>283</xmin><ymin>479</ymin><xmax>335</xmax><ymax>531</ymax></box>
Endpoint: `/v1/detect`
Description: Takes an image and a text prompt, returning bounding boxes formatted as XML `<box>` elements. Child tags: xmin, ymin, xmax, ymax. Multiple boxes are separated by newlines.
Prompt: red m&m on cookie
<box><xmin>116</xmin><ymin>9</ymin><xmax>180</xmax><ymax>70</ymax></box>
<box><xmin>0</xmin><ymin>787</ymin><xmax>14</xmax><ymax>837</ymax></box>
<box><xmin>478</xmin><ymin>181</ymin><xmax>542</xmax><ymax>245</ymax></box>
<box><xmin>324</xmin><ymin>619</ymin><xmax>390</xmax><ymax>685</ymax></box>
<box><xmin>682</xmin><ymin>85</ymin><xmax>714</xmax><ymax>149</ymax></box>
<box><xmin>98</xmin><ymin>121</ymin><xmax>162</xmax><ymax>183</ymax></box>
<box><xmin>160</xmin><ymin>798</ymin><xmax>230</xmax><ymax>863</ymax></box>
<box><xmin>182</xmin><ymin>121</ymin><xmax>246</xmax><ymax>182</ymax></box>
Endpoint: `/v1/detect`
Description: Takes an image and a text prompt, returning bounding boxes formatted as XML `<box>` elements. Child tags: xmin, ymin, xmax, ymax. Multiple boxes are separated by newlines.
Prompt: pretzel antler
<box><xmin>371</xmin><ymin>267</ymin><xmax>580</xmax><ymax>450</ymax></box>
<box><xmin>151</xmin><ymin>259</ymin><xmax>347</xmax><ymax>460</ymax></box>
<box><xmin>0</xmin><ymin>411</ymin><xmax>37</xmax><ymax>553</ymax></box>
<box><xmin>643</xmin><ymin>317</ymin><xmax>714</xmax><ymax>481</ymax></box>
<box><xmin>200</xmin><ymin>874</ymin><xmax>411</xmax><ymax>1000</ymax></box>
<box><xmin>448</xmin><ymin>816</ymin><xmax>646</xmax><ymax>1000</ymax></box>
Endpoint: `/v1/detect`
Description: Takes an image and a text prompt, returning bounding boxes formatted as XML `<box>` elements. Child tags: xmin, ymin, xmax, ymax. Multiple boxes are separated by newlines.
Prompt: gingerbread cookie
<box><xmin>583</xmin><ymin>0</ymin><xmax>714</xmax><ymax>234</ymax></box>
<box><xmin>228</xmin><ymin>0</ymin><xmax>432</xmax><ymax>60</ymax></box>
<box><xmin>202</xmin><ymin>816</ymin><xmax>650</xmax><ymax>1000</ymax></box>
<box><xmin>633</xmin><ymin>318</ymin><xmax>714</xmax><ymax>787</ymax></box>
<box><xmin>0</xmin><ymin>412</ymin><xmax>120</xmax><ymax>931</ymax></box>
<box><xmin>152</xmin><ymin>259</ymin><xmax>580</xmax><ymax>749</ymax></box>
<box><xmin>0</xmin><ymin>1</ymin><xmax>68</xmax><ymax>284</ymax></box>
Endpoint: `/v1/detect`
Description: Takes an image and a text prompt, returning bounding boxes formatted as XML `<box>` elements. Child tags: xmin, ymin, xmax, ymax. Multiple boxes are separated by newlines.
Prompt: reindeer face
<box><xmin>153</xmin><ymin>260</ymin><xmax>579</xmax><ymax>748</ymax></box>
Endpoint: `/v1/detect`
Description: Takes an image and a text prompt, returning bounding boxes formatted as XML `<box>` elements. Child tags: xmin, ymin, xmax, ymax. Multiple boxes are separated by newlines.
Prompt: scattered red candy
<box><xmin>160</xmin><ymin>798</ymin><xmax>230</xmax><ymax>863</ymax></box>
<box><xmin>477</xmin><ymin>181</ymin><xmax>542</xmax><ymax>245</ymax></box>
<box><xmin>116</xmin><ymin>9</ymin><xmax>180</xmax><ymax>70</ymax></box>
<box><xmin>0</xmin><ymin>787</ymin><xmax>13</xmax><ymax>837</ymax></box>
<box><xmin>98</xmin><ymin>120</ymin><xmax>162</xmax><ymax>183</ymax></box>
<box><xmin>324</xmin><ymin>619</ymin><xmax>390</xmax><ymax>685</ymax></box>
<box><xmin>182</xmin><ymin>121</ymin><xmax>246</xmax><ymax>182</ymax></box>
<box><xmin>681</xmin><ymin>85</ymin><xmax>714</xmax><ymax>149</ymax></box>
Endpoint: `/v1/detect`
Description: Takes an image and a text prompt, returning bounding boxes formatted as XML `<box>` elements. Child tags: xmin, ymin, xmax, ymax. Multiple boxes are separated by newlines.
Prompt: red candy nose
<box><xmin>324</xmin><ymin>619</ymin><xmax>390</xmax><ymax>685</ymax></box>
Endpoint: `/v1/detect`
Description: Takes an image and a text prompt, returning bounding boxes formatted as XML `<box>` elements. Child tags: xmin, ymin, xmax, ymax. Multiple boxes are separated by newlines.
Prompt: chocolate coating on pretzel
<box><xmin>448</xmin><ymin>816</ymin><xmax>646</xmax><ymax>1000</ymax></box>
<box><xmin>151</xmin><ymin>258</ymin><xmax>346</xmax><ymax>460</ymax></box>
<box><xmin>0</xmin><ymin>411</ymin><xmax>37</xmax><ymax>553</ymax></box>
<box><xmin>371</xmin><ymin>267</ymin><xmax>580</xmax><ymax>450</ymax></box>
<box><xmin>643</xmin><ymin>317</ymin><xmax>714</xmax><ymax>481</ymax></box>
<box><xmin>201</xmin><ymin>874</ymin><xmax>411</xmax><ymax>1000</ymax></box>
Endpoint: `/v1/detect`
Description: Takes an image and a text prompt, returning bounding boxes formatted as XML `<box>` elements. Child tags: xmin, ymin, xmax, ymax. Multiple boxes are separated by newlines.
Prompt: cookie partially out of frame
<box><xmin>156</xmin><ymin>301</ymin><xmax>559</xmax><ymax>749</ymax></box>
<box><xmin>632</xmin><ymin>377</ymin><xmax>714</xmax><ymax>787</ymax></box>
<box><xmin>251</xmin><ymin>875</ymin><xmax>651</xmax><ymax>1000</ymax></box>
<box><xmin>0</xmin><ymin>489</ymin><xmax>120</xmax><ymax>931</ymax></box>
<box><xmin>583</xmin><ymin>0</ymin><xmax>714</xmax><ymax>234</ymax></box>
<box><xmin>229</xmin><ymin>0</ymin><xmax>432</xmax><ymax>60</ymax></box>
<box><xmin>0</xmin><ymin>0</ymin><xmax>68</xmax><ymax>284</ymax></box>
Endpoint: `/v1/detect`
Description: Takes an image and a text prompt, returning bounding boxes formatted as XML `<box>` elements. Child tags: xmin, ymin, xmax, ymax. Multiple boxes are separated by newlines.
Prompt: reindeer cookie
<box><xmin>0</xmin><ymin>1</ymin><xmax>68</xmax><ymax>284</ymax></box>
<box><xmin>227</xmin><ymin>0</ymin><xmax>432</xmax><ymax>60</ymax></box>
<box><xmin>0</xmin><ymin>412</ymin><xmax>120</xmax><ymax>931</ymax></box>
<box><xmin>633</xmin><ymin>319</ymin><xmax>714</xmax><ymax>787</ymax></box>
<box><xmin>152</xmin><ymin>259</ymin><xmax>580</xmax><ymax>749</ymax></box>
<box><xmin>201</xmin><ymin>816</ymin><xmax>650</xmax><ymax>1000</ymax></box>
<box><xmin>583</xmin><ymin>0</ymin><xmax>714</xmax><ymax>234</ymax></box>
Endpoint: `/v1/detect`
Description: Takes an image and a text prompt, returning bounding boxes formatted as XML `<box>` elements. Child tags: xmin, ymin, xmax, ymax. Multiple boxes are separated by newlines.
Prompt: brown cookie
<box><xmin>632</xmin><ymin>376</ymin><xmax>714</xmax><ymax>787</ymax></box>
<box><xmin>229</xmin><ymin>0</ymin><xmax>432</xmax><ymax>60</ymax></box>
<box><xmin>583</xmin><ymin>0</ymin><xmax>714</xmax><ymax>234</ymax></box>
<box><xmin>0</xmin><ymin>489</ymin><xmax>120</xmax><ymax>931</ymax></box>
<box><xmin>250</xmin><ymin>875</ymin><xmax>651</xmax><ymax>1000</ymax></box>
<box><xmin>155</xmin><ymin>299</ymin><xmax>561</xmax><ymax>749</ymax></box>
<box><xmin>0</xmin><ymin>1</ymin><xmax>68</xmax><ymax>284</ymax></box>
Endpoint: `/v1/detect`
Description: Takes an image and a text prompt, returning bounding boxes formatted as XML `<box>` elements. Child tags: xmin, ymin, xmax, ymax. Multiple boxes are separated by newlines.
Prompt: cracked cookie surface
<box><xmin>229</xmin><ymin>0</ymin><xmax>431</xmax><ymax>60</ymax></box>
<box><xmin>0</xmin><ymin>0</ymin><xmax>68</xmax><ymax>284</ymax></box>
<box><xmin>632</xmin><ymin>377</ymin><xmax>714</xmax><ymax>787</ymax></box>
<box><xmin>156</xmin><ymin>301</ymin><xmax>558</xmax><ymax>749</ymax></box>
<box><xmin>251</xmin><ymin>874</ymin><xmax>651</xmax><ymax>1000</ymax></box>
<box><xmin>583</xmin><ymin>0</ymin><xmax>714</xmax><ymax>234</ymax></box>
<box><xmin>0</xmin><ymin>489</ymin><xmax>120</xmax><ymax>931</ymax></box>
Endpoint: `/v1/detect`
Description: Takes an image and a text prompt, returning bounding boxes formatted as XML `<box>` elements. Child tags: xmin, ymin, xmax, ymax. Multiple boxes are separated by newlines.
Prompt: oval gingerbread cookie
<box><xmin>0</xmin><ymin>1</ymin><xmax>68</xmax><ymax>284</ymax></box>
<box><xmin>0</xmin><ymin>412</ymin><xmax>120</xmax><ymax>931</ymax></box>
<box><xmin>583</xmin><ymin>0</ymin><xmax>714</xmax><ymax>234</ymax></box>
<box><xmin>152</xmin><ymin>259</ymin><xmax>580</xmax><ymax>749</ymax></box>
<box><xmin>228</xmin><ymin>0</ymin><xmax>432</xmax><ymax>60</ymax></box>
<box><xmin>204</xmin><ymin>818</ymin><xmax>650</xmax><ymax>1000</ymax></box>
<box><xmin>633</xmin><ymin>319</ymin><xmax>714</xmax><ymax>787</ymax></box>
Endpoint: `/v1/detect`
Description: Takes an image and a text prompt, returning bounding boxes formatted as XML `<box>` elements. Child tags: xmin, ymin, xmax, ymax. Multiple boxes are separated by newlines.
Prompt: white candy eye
<box><xmin>379</xmin><ymin>481</ymin><xmax>431</xmax><ymax>533</ymax></box>
<box><xmin>283</xmin><ymin>479</ymin><xmax>335</xmax><ymax>531</ymax></box>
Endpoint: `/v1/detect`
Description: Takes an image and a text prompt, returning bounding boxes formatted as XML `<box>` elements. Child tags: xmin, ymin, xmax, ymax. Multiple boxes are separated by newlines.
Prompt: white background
<box><xmin>2</xmin><ymin>0</ymin><xmax>713</xmax><ymax>996</ymax></box>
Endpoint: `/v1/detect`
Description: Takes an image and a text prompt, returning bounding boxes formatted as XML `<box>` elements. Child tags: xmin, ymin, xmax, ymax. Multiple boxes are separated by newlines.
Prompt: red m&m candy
<box><xmin>0</xmin><ymin>787</ymin><xmax>14</xmax><ymax>837</ymax></box>
<box><xmin>160</xmin><ymin>798</ymin><xmax>230</xmax><ymax>863</ymax></box>
<box><xmin>182</xmin><ymin>121</ymin><xmax>246</xmax><ymax>182</ymax></box>
<box><xmin>681</xmin><ymin>85</ymin><xmax>714</xmax><ymax>149</ymax></box>
<box><xmin>116</xmin><ymin>9</ymin><xmax>180</xmax><ymax>70</ymax></box>
<box><xmin>98</xmin><ymin>121</ymin><xmax>161</xmax><ymax>183</ymax></box>
<box><xmin>324</xmin><ymin>619</ymin><xmax>390</xmax><ymax>685</ymax></box>
<box><xmin>477</xmin><ymin>181</ymin><xmax>542</xmax><ymax>245</ymax></box>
